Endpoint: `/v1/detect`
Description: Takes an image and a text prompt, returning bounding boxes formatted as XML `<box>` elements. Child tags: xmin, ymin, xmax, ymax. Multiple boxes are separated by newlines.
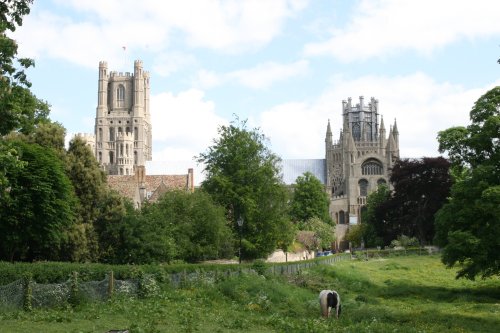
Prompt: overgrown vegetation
<box><xmin>1</xmin><ymin>256</ymin><xmax>498</xmax><ymax>332</ymax></box>
<box><xmin>436</xmin><ymin>86</ymin><xmax>500</xmax><ymax>280</ymax></box>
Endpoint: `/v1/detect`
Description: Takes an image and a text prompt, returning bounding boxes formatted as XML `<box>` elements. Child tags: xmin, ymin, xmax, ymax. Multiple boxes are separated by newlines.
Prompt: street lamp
<box><xmin>237</xmin><ymin>216</ymin><xmax>244</xmax><ymax>264</ymax></box>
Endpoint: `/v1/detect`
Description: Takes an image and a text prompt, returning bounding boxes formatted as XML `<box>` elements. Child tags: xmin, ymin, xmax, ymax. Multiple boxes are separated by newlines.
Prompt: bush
<box><xmin>390</xmin><ymin>235</ymin><xmax>419</xmax><ymax>248</ymax></box>
<box><xmin>252</xmin><ymin>260</ymin><xmax>268</xmax><ymax>276</ymax></box>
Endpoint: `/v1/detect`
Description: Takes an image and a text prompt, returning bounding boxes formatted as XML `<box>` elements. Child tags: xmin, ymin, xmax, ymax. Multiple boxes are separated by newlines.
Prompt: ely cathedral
<box><xmin>82</xmin><ymin>61</ymin><xmax>399</xmax><ymax>248</ymax></box>
<box><xmin>324</xmin><ymin>96</ymin><xmax>399</xmax><ymax>248</ymax></box>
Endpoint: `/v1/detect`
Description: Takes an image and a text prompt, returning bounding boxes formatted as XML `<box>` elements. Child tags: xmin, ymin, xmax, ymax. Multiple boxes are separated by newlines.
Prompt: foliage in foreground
<box><xmin>360</xmin><ymin>158</ymin><xmax>451</xmax><ymax>247</ymax></box>
<box><xmin>436</xmin><ymin>86</ymin><xmax>500</xmax><ymax>279</ymax></box>
<box><xmin>197</xmin><ymin>117</ymin><xmax>292</xmax><ymax>260</ymax></box>
<box><xmin>1</xmin><ymin>255</ymin><xmax>499</xmax><ymax>333</ymax></box>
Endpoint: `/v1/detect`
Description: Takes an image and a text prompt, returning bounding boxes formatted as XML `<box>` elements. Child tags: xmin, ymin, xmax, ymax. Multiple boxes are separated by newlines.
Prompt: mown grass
<box><xmin>0</xmin><ymin>255</ymin><xmax>498</xmax><ymax>332</ymax></box>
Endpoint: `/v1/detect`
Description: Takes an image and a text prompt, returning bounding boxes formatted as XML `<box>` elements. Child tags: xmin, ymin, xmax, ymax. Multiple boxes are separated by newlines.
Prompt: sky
<box><xmin>11</xmin><ymin>0</ymin><xmax>500</xmax><ymax>169</ymax></box>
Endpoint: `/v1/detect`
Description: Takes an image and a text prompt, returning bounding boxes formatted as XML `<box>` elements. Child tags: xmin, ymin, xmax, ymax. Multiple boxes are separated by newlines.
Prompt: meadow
<box><xmin>0</xmin><ymin>255</ymin><xmax>498</xmax><ymax>332</ymax></box>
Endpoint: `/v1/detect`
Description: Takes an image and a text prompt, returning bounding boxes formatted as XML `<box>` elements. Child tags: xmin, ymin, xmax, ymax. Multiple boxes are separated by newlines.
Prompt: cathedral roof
<box><xmin>107</xmin><ymin>174</ymin><xmax>190</xmax><ymax>204</ymax></box>
<box><xmin>107</xmin><ymin>176</ymin><xmax>138</xmax><ymax>200</ymax></box>
<box><xmin>280</xmin><ymin>159</ymin><xmax>326</xmax><ymax>185</ymax></box>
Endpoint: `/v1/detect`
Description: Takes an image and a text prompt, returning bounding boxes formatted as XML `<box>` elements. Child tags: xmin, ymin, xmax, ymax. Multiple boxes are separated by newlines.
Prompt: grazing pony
<box><xmin>318</xmin><ymin>290</ymin><xmax>341</xmax><ymax>318</ymax></box>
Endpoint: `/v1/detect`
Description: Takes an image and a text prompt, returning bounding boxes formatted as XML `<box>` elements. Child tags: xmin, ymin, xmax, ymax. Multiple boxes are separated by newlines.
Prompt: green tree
<box><xmin>290</xmin><ymin>171</ymin><xmax>331</xmax><ymax>224</ymax></box>
<box><xmin>125</xmin><ymin>205</ymin><xmax>177</xmax><ymax>264</ymax></box>
<box><xmin>197</xmin><ymin>118</ymin><xmax>292</xmax><ymax>260</ymax></box>
<box><xmin>28</xmin><ymin>121</ymin><xmax>66</xmax><ymax>155</ymax></box>
<box><xmin>0</xmin><ymin>0</ymin><xmax>46</xmax><ymax>193</ymax></box>
<box><xmin>300</xmin><ymin>216</ymin><xmax>335</xmax><ymax>251</ymax></box>
<box><xmin>345</xmin><ymin>224</ymin><xmax>364</xmax><ymax>248</ymax></box>
<box><xmin>0</xmin><ymin>140</ymin><xmax>76</xmax><ymax>261</ymax></box>
<box><xmin>0</xmin><ymin>0</ymin><xmax>48</xmax><ymax>136</ymax></box>
<box><xmin>387</xmin><ymin>157</ymin><xmax>451</xmax><ymax>245</ymax></box>
<box><xmin>93</xmin><ymin>194</ymin><xmax>135</xmax><ymax>263</ymax></box>
<box><xmin>436</xmin><ymin>87</ymin><xmax>500</xmax><ymax>279</ymax></box>
<box><xmin>149</xmin><ymin>190</ymin><xmax>234</xmax><ymax>262</ymax></box>
<box><xmin>65</xmin><ymin>136</ymin><xmax>108</xmax><ymax>261</ymax></box>
<box><xmin>360</xmin><ymin>184</ymin><xmax>390</xmax><ymax>247</ymax></box>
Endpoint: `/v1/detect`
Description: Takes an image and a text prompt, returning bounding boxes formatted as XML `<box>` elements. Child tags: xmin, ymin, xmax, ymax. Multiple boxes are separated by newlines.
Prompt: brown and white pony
<box><xmin>319</xmin><ymin>290</ymin><xmax>341</xmax><ymax>318</ymax></box>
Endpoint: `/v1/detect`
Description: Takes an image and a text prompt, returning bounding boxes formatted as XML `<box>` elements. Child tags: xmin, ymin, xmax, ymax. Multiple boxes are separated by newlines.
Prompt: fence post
<box><xmin>22</xmin><ymin>274</ymin><xmax>33</xmax><ymax>312</ymax></box>
<box><xmin>108</xmin><ymin>271</ymin><xmax>114</xmax><ymax>299</ymax></box>
<box><xmin>69</xmin><ymin>271</ymin><xmax>79</xmax><ymax>306</ymax></box>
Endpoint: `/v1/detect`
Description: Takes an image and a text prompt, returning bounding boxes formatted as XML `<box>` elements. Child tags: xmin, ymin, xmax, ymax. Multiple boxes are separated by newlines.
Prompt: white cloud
<box><xmin>194</xmin><ymin>69</ymin><xmax>223</xmax><ymax>89</ymax></box>
<box><xmin>228</xmin><ymin>60</ymin><xmax>309</xmax><ymax>89</ymax></box>
<box><xmin>258</xmin><ymin>73</ymin><xmax>498</xmax><ymax>159</ymax></box>
<box><xmin>150</xmin><ymin>88</ymin><xmax>227</xmax><ymax>161</ymax></box>
<box><xmin>152</xmin><ymin>52</ymin><xmax>197</xmax><ymax>77</ymax></box>
<box><xmin>195</xmin><ymin>60</ymin><xmax>309</xmax><ymax>89</ymax></box>
<box><xmin>304</xmin><ymin>0</ymin><xmax>500</xmax><ymax>61</ymax></box>
<box><xmin>14</xmin><ymin>0</ymin><xmax>309</xmax><ymax>68</ymax></box>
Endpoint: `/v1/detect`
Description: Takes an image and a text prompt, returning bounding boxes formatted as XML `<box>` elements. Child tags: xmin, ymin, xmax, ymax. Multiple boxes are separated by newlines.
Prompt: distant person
<box><xmin>319</xmin><ymin>290</ymin><xmax>341</xmax><ymax>318</ymax></box>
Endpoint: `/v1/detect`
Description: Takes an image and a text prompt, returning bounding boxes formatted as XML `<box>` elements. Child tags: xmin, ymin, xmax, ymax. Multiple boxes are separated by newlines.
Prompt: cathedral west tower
<box><xmin>94</xmin><ymin>60</ymin><xmax>152</xmax><ymax>175</ymax></box>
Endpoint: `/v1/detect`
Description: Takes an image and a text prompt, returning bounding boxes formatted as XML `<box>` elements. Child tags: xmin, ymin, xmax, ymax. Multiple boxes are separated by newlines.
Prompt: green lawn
<box><xmin>0</xmin><ymin>255</ymin><xmax>498</xmax><ymax>332</ymax></box>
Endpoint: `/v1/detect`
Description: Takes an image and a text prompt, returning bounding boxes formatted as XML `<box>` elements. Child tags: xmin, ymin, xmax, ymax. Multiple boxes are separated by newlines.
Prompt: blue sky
<box><xmin>11</xmin><ymin>0</ymin><xmax>500</xmax><ymax>164</ymax></box>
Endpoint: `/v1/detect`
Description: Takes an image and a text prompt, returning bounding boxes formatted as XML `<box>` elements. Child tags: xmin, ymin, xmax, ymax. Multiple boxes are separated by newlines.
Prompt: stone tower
<box><xmin>94</xmin><ymin>60</ymin><xmax>152</xmax><ymax>175</ymax></box>
<box><xmin>325</xmin><ymin>96</ymin><xmax>399</xmax><ymax>249</ymax></box>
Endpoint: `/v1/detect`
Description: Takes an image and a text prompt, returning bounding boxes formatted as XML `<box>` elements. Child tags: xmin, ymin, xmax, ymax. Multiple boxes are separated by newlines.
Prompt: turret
<box><xmin>379</xmin><ymin>116</ymin><xmax>386</xmax><ymax>155</ymax></box>
<box><xmin>133</xmin><ymin>60</ymin><xmax>144</xmax><ymax>116</ymax></box>
<box><xmin>392</xmin><ymin>118</ymin><xmax>399</xmax><ymax>152</ymax></box>
<box><xmin>386</xmin><ymin>128</ymin><xmax>397</xmax><ymax>168</ymax></box>
<box><xmin>96</xmin><ymin>61</ymin><xmax>108</xmax><ymax>117</ymax></box>
<box><xmin>326</xmin><ymin>119</ymin><xmax>333</xmax><ymax>145</ymax></box>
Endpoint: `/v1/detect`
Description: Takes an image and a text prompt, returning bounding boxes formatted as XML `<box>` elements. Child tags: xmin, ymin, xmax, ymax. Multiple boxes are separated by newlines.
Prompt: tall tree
<box><xmin>0</xmin><ymin>0</ymin><xmax>46</xmax><ymax>193</ymax></box>
<box><xmin>436</xmin><ymin>86</ymin><xmax>500</xmax><ymax>280</ymax></box>
<box><xmin>388</xmin><ymin>157</ymin><xmax>452</xmax><ymax>245</ymax></box>
<box><xmin>65</xmin><ymin>136</ymin><xmax>108</xmax><ymax>261</ymax></box>
<box><xmin>301</xmin><ymin>217</ymin><xmax>335</xmax><ymax>251</ymax></box>
<box><xmin>360</xmin><ymin>184</ymin><xmax>391</xmax><ymax>247</ymax></box>
<box><xmin>197</xmin><ymin>118</ymin><xmax>292</xmax><ymax>260</ymax></box>
<box><xmin>0</xmin><ymin>140</ymin><xmax>76</xmax><ymax>261</ymax></box>
<box><xmin>93</xmin><ymin>192</ymin><xmax>134</xmax><ymax>263</ymax></box>
<box><xmin>290</xmin><ymin>171</ymin><xmax>332</xmax><ymax>224</ymax></box>
<box><xmin>0</xmin><ymin>0</ymin><xmax>48</xmax><ymax>136</ymax></box>
<box><xmin>146</xmin><ymin>190</ymin><xmax>234</xmax><ymax>263</ymax></box>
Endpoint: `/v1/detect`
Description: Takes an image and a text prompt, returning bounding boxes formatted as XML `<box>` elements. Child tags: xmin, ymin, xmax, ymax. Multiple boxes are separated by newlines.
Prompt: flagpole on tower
<box><xmin>122</xmin><ymin>45</ymin><xmax>127</xmax><ymax>69</ymax></box>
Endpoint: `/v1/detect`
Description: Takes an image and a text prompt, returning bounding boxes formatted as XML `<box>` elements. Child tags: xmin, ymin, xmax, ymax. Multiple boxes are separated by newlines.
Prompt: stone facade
<box><xmin>76</xmin><ymin>60</ymin><xmax>194</xmax><ymax>208</ymax></box>
<box><xmin>325</xmin><ymin>96</ymin><xmax>399</xmax><ymax>249</ymax></box>
<box><xmin>94</xmin><ymin>60</ymin><xmax>152</xmax><ymax>175</ymax></box>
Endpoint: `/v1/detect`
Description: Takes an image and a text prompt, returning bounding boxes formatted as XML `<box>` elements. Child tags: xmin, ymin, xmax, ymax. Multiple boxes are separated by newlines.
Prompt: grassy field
<box><xmin>0</xmin><ymin>255</ymin><xmax>499</xmax><ymax>332</ymax></box>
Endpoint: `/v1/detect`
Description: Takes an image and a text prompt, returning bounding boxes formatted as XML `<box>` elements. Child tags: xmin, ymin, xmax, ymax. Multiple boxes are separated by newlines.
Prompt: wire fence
<box><xmin>0</xmin><ymin>248</ymin><xmax>436</xmax><ymax>310</ymax></box>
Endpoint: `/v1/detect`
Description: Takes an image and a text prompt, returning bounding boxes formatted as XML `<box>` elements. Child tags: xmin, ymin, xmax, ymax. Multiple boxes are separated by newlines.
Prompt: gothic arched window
<box><xmin>359</xmin><ymin>179</ymin><xmax>369</xmax><ymax>197</ymax></box>
<box><xmin>117</xmin><ymin>84</ymin><xmax>125</xmax><ymax>107</ymax></box>
<box><xmin>352</xmin><ymin>123</ymin><xmax>361</xmax><ymax>141</ymax></box>
<box><xmin>366</xmin><ymin>124</ymin><xmax>373</xmax><ymax>141</ymax></box>
<box><xmin>377</xmin><ymin>178</ymin><xmax>387</xmax><ymax>186</ymax></box>
<box><xmin>109</xmin><ymin>127</ymin><xmax>115</xmax><ymax>142</ymax></box>
<box><xmin>362</xmin><ymin>159</ymin><xmax>383</xmax><ymax>175</ymax></box>
<box><xmin>339</xmin><ymin>211</ymin><xmax>345</xmax><ymax>225</ymax></box>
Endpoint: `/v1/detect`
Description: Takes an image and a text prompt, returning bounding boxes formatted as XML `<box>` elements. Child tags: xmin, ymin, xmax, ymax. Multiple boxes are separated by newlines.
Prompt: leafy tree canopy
<box><xmin>436</xmin><ymin>87</ymin><xmax>500</xmax><ymax>279</ymax></box>
<box><xmin>65</xmin><ymin>136</ymin><xmax>109</xmax><ymax>261</ymax></box>
<box><xmin>197</xmin><ymin>117</ymin><xmax>292</xmax><ymax>259</ymax></box>
<box><xmin>0</xmin><ymin>0</ymin><xmax>48</xmax><ymax>136</ymax></box>
<box><xmin>299</xmin><ymin>216</ymin><xmax>335</xmax><ymax>251</ymax></box>
<box><xmin>0</xmin><ymin>140</ymin><xmax>76</xmax><ymax>261</ymax></box>
<box><xmin>389</xmin><ymin>157</ymin><xmax>452</xmax><ymax>244</ymax></box>
<box><xmin>360</xmin><ymin>158</ymin><xmax>451</xmax><ymax>247</ymax></box>
<box><xmin>291</xmin><ymin>171</ymin><xmax>331</xmax><ymax>224</ymax></box>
